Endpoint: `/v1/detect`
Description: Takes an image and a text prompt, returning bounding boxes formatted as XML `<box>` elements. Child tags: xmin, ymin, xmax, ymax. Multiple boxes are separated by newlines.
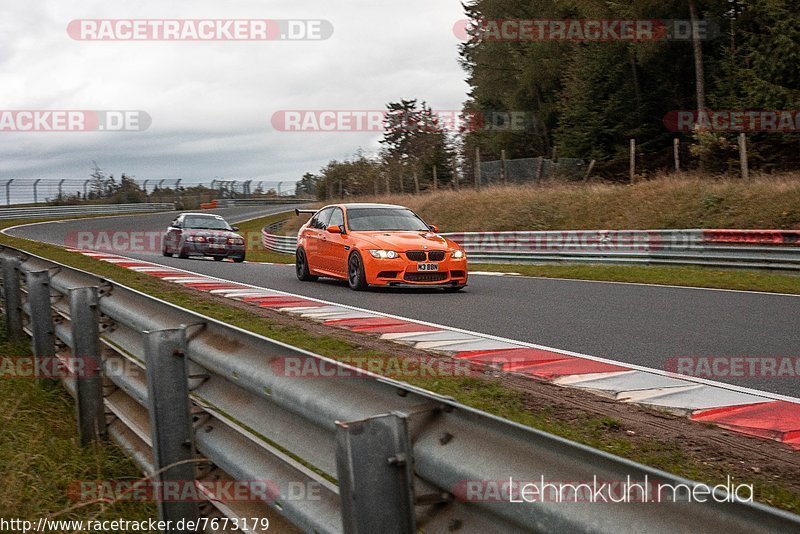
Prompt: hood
<box><xmin>183</xmin><ymin>229</ymin><xmax>238</xmax><ymax>238</ymax></box>
<box><xmin>354</xmin><ymin>231</ymin><xmax>452</xmax><ymax>251</ymax></box>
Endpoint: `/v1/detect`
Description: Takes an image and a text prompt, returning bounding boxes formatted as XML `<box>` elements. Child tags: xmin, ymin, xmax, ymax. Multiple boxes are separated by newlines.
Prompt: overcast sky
<box><xmin>0</xmin><ymin>1</ymin><xmax>469</xmax><ymax>185</ymax></box>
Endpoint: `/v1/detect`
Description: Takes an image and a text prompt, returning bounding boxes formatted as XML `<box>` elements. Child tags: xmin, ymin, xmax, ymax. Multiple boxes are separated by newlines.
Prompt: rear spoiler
<box><xmin>295</xmin><ymin>209</ymin><xmax>317</xmax><ymax>216</ymax></box>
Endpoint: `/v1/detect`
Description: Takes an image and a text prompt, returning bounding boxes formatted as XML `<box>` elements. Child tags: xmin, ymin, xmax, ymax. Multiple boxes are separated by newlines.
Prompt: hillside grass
<box><xmin>281</xmin><ymin>174</ymin><xmax>800</xmax><ymax>234</ymax></box>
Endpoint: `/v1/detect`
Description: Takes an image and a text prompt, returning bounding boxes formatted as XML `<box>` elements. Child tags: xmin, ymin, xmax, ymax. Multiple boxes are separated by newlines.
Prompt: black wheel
<box><xmin>162</xmin><ymin>248</ymin><xmax>173</xmax><ymax>257</ymax></box>
<box><xmin>296</xmin><ymin>248</ymin><xmax>318</xmax><ymax>281</ymax></box>
<box><xmin>347</xmin><ymin>252</ymin><xmax>368</xmax><ymax>291</ymax></box>
<box><xmin>233</xmin><ymin>255</ymin><xmax>245</xmax><ymax>263</ymax></box>
<box><xmin>213</xmin><ymin>256</ymin><xmax>224</xmax><ymax>262</ymax></box>
<box><xmin>178</xmin><ymin>247</ymin><xmax>189</xmax><ymax>259</ymax></box>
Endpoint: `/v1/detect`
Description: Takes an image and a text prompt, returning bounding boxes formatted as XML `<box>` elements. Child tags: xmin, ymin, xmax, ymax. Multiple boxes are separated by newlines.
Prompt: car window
<box><xmin>183</xmin><ymin>216</ymin><xmax>232</xmax><ymax>230</ymax></box>
<box><xmin>312</xmin><ymin>208</ymin><xmax>334</xmax><ymax>229</ymax></box>
<box><xmin>347</xmin><ymin>208</ymin><xmax>429</xmax><ymax>232</ymax></box>
<box><xmin>328</xmin><ymin>208</ymin><xmax>344</xmax><ymax>229</ymax></box>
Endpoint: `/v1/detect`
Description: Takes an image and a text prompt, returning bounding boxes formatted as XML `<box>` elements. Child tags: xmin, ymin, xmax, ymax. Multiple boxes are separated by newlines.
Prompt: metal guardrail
<box><xmin>215</xmin><ymin>198</ymin><xmax>311</xmax><ymax>208</ymax></box>
<box><xmin>261</xmin><ymin>228</ymin><xmax>800</xmax><ymax>270</ymax></box>
<box><xmin>261</xmin><ymin>228</ymin><xmax>299</xmax><ymax>255</ymax></box>
<box><xmin>2</xmin><ymin>245</ymin><xmax>799</xmax><ymax>533</ymax></box>
<box><xmin>0</xmin><ymin>202</ymin><xmax>175</xmax><ymax>220</ymax></box>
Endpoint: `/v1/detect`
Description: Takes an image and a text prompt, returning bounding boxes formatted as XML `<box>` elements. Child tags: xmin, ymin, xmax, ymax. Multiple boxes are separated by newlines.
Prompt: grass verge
<box><xmin>234</xmin><ymin>211</ymin><xmax>295</xmax><ymax>264</ymax></box>
<box><xmin>1</xmin><ymin>220</ymin><xmax>798</xmax><ymax>513</ymax></box>
<box><xmin>0</xmin><ymin>321</ymin><xmax>156</xmax><ymax>522</ymax></box>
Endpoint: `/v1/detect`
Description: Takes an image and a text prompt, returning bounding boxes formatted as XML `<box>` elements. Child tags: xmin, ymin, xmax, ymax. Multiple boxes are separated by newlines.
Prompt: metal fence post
<box><xmin>474</xmin><ymin>147</ymin><xmax>481</xmax><ymax>191</ymax></box>
<box><xmin>69</xmin><ymin>287</ymin><xmax>106</xmax><ymax>445</ymax></box>
<box><xmin>629</xmin><ymin>138</ymin><xmax>636</xmax><ymax>182</ymax></box>
<box><xmin>2</xmin><ymin>257</ymin><xmax>24</xmax><ymax>340</ymax></box>
<box><xmin>336</xmin><ymin>413</ymin><xmax>416</xmax><ymax>533</ymax></box>
<box><xmin>739</xmin><ymin>133</ymin><xmax>750</xmax><ymax>180</ymax></box>
<box><xmin>5</xmin><ymin>179</ymin><xmax>13</xmax><ymax>206</ymax></box>
<box><xmin>144</xmin><ymin>328</ymin><xmax>199</xmax><ymax>530</ymax></box>
<box><xmin>26</xmin><ymin>269</ymin><xmax>56</xmax><ymax>386</ymax></box>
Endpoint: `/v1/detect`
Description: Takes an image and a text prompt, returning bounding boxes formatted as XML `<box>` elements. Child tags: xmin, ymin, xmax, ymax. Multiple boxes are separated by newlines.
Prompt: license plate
<box><xmin>209</xmin><ymin>244</ymin><xmax>226</xmax><ymax>250</ymax></box>
<box><xmin>417</xmin><ymin>263</ymin><xmax>439</xmax><ymax>271</ymax></box>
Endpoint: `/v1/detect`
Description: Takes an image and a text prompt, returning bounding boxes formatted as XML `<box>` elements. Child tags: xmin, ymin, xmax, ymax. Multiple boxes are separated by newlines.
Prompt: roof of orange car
<box><xmin>325</xmin><ymin>203</ymin><xmax>407</xmax><ymax>210</ymax></box>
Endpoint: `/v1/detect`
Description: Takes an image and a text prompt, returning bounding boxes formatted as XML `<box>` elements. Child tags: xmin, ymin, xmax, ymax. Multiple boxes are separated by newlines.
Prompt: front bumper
<box><xmin>183</xmin><ymin>243</ymin><xmax>245</xmax><ymax>258</ymax></box>
<box><xmin>363</xmin><ymin>255</ymin><xmax>468</xmax><ymax>287</ymax></box>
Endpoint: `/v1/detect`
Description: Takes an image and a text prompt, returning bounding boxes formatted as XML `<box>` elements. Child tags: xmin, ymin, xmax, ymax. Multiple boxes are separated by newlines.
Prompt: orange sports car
<box><xmin>295</xmin><ymin>203</ymin><xmax>468</xmax><ymax>291</ymax></box>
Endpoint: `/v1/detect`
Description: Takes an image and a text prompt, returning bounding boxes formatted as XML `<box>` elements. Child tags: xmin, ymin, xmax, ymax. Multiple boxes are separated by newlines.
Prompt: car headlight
<box><xmin>228</xmin><ymin>237</ymin><xmax>244</xmax><ymax>245</ymax></box>
<box><xmin>451</xmin><ymin>249</ymin><xmax>466</xmax><ymax>259</ymax></box>
<box><xmin>369</xmin><ymin>250</ymin><xmax>399</xmax><ymax>259</ymax></box>
<box><xmin>186</xmin><ymin>236</ymin><xmax>206</xmax><ymax>243</ymax></box>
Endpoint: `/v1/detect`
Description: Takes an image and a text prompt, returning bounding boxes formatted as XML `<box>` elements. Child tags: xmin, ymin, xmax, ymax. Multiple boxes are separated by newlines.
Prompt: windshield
<box><xmin>346</xmin><ymin>208</ymin><xmax>430</xmax><ymax>232</ymax></box>
<box><xmin>183</xmin><ymin>216</ymin><xmax>232</xmax><ymax>231</ymax></box>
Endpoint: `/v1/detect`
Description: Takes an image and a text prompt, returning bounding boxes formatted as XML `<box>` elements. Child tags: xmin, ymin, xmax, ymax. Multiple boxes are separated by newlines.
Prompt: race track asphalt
<box><xmin>7</xmin><ymin>207</ymin><xmax>799</xmax><ymax>397</ymax></box>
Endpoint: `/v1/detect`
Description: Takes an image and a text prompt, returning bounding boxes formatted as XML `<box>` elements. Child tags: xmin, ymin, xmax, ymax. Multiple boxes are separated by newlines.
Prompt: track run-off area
<box><xmin>6</xmin><ymin>206</ymin><xmax>800</xmax><ymax>398</ymax></box>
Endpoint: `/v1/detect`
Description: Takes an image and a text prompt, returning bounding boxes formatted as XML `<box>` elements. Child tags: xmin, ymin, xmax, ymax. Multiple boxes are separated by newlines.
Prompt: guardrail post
<box><xmin>2</xmin><ymin>257</ymin><xmax>24</xmax><ymax>340</ymax></box>
<box><xmin>336</xmin><ymin>413</ymin><xmax>416</xmax><ymax>533</ymax></box>
<box><xmin>69</xmin><ymin>286</ymin><xmax>106</xmax><ymax>445</ymax></box>
<box><xmin>26</xmin><ymin>269</ymin><xmax>57</xmax><ymax>386</ymax></box>
<box><xmin>144</xmin><ymin>328</ymin><xmax>199</xmax><ymax>531</ymax></box>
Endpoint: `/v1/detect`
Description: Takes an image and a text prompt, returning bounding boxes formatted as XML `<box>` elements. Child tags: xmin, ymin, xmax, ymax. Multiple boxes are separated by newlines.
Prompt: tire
<box><xmin>213</xmin><ymin>256</ymin><xmax>224</xmax><ymax>262</ymax></box>
<box><xmin>233</xmin><ymin>255</ymin><xmax>245</xmax><ymax>263</ymax></box>
<box><xmin>162</xmin><ymin>248</ymin><xmax>173</xmax><ymax>257</ymax></box>
<box><xmin>296</xmin><ymin>248</ymin><xmax>318</xmax><ymax>282</ymax></box>
<box><xmin>178</xmin><ymin>246</ymin><xmax>189</xmax><ymax>259</ymax></box>
<box><xmin>347</xmin><ymin>252</ymin><xmax>369</xmax><ymax>291</ymax></box>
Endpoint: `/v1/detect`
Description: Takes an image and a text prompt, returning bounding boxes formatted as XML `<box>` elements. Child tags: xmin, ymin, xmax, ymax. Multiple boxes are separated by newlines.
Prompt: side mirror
<box><xmin>231</xmin><ymin>226</ymin><xmax>240</xmax><ymax>232</ymax></box>
<box><xmin>429</xmin><ymin>224</ymin><xmax>439</xmax><ymax>233</ymax></box>
<box><xmin>327</xmin><ymin>225</ymin><xmax>343</xmax><ymax>234</ymax></box>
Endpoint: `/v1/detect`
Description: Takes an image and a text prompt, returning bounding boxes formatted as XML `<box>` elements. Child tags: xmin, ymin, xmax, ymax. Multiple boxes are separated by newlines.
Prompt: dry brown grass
<box><xmin>283</xmin><ymin>173</ymin><xmax>800</xmax><ymax>234</ymax></box>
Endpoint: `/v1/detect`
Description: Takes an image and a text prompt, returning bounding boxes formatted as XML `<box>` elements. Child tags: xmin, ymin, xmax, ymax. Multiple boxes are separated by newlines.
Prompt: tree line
<box><xmin>460</xmin><ymin>0</ymin><xmax>800</xmax><ymax>177</ymax></box>
<box><xmin>301</xmin><ymin>0</ymin><xmax>800</xmax><ymax>199</ymax></box>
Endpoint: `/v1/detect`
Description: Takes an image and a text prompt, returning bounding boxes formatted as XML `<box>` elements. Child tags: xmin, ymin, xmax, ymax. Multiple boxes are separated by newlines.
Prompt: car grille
<box><xmin>406</xmin><ymin>250</ymin><xmax>446</xmax><ymax>262</ymax></box>
<box><xmin>404</xmin><ymin>272</ymin><xmax>448</xmax><ymax>283</ymax></box>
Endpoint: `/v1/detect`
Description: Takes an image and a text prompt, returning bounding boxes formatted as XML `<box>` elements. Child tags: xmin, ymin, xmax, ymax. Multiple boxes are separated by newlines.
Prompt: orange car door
<box><xmin>305</xmin><ymin>207</ymin><xmax>333</xmax><ymax>272</ymax></box>
<box><xmin>322</xmin><ymin>208</ymin><xmax>349</xmax><ymax>276</ymax></box>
